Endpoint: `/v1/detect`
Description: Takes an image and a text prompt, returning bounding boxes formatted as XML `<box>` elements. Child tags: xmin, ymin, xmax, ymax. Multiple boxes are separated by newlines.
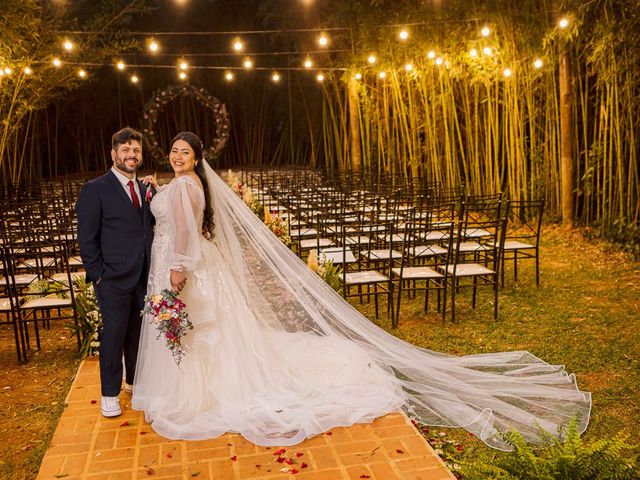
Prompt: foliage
<box><xmin>66</xmin><ymin>277</ymin><xmax>101</xmax><ymax>358</ymax></box>
<box><xmin>459</xmin><ymin>418</ymin><xmax>639</xmax><ymax>480</ymax></box>
<box><xmin>307</xmin><ymin>250</ymin><xmax>342</xmax><ymax>292</ymax></box>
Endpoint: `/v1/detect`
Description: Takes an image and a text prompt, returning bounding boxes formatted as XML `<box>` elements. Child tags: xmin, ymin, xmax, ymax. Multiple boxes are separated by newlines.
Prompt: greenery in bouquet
<box><xmin>264</xmin><ymin>207</ymin><xmax>291</xmax><ymax>246</ymax></box>
<box><xmin>307</xmin><ymin>250</ymin><xmax>341</xmax><ymax>292</ymax></box>
<box><xmin>26</xmin><ymin>279</ymin><xmax>52</xmax><ymax>299</ymax></box>
<box><xmin>68</xmin><ymin>277</ymin><xmax>102</xmax><ymax>358</ymax></box>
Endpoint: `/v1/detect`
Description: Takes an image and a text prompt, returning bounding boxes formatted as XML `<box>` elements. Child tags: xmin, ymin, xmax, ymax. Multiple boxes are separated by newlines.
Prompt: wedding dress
<box><xmin>132</xmin><ymin>163</ymin><xmax>591</xmax><ymax>450</ymax></box>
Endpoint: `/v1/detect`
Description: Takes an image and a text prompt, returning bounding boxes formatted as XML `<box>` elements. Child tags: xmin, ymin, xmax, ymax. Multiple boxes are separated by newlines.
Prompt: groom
<box><xmin>76</xmin><ymin>127</ymin><xmax>154</xmax><ymax>417</ymax></box>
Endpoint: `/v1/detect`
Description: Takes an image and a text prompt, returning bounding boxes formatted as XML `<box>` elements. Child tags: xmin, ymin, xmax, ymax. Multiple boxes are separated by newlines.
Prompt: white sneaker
<box><xmin>101</xmin><ymin>396</ymin><xmax>121</xmax><ymax>417</ymax></box>
<box><xmin>123</xmin><ymin>383</ymin><xmax>133</xmax><ymax>394</ymax></box>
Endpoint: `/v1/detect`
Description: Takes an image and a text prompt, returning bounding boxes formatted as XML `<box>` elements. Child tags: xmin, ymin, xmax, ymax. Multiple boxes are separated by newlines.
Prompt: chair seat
<box><xmin>441</xmin><ymin>263</ymin><xmax>496</xmax><ymax>276</ymax></box>
<box><xmin>23</xmin><ymin>296</ymin><xmax>72</xmax><ymax>308</ymax></box>
<box><xmin>392</xmin><ymin>266</ymin><xmax>443</xmax><ymax>279</ymax></box>
<box><xmin>458</xmin><ymin>242</ymin><xmax>490</xmax><ymax>253</ymax></box>
<box><xmin>343</xmin><ymin>270</ymin><xmax>389</xmax><ymax>285</ymax></box>
<box><xmin>50</xmin><ymin>271</ymin><xmax>86</xmax><ymax>283</ymax></box>
<box><xmin>420</xmin><ymin>231</ymin><xmax>450</xmax><ymax>241</ymax></box>
<box><xmin>409</xmin><ymin>245</ymin><xmax>448</xmax><ymax>257</ymax></box>
<box><xmin>377</xmin><ymin>233</ymin><xmax>406</xmax><ymax>244</ymax></box>
<box><xmin>361</xmin><ymin>249</ymin><xmax>402</xmax><ymax>260</ymax></box>
<box><xmin>0</xmin><ymin>298</ymin><xmax>12</xmax><ymax>312</ymax></box>
<box><xmin>344</xmin><ymin>236</ymin><xmax>371</xmax><ymax>245</ymax></box>
<box><xmin>68</xmin><ymin>256</ymin><xmax>84</xmax><ymax>267</ymax></box>
<box><xmin>502</xmin><ymin>240</ymin><xmax>535</xmax><ymax>250</ymax></box>
<box><xmin>22</xmin><ymin>257</ymin><xmax>56</xmax><ymax>268</ymax></box>
<box><xmin>463</xmin><ymin>228</ymin><xmax>491</xmax><ymax>238</ymax></box>
<box><xmin>320</xmin><ymin>248</ymin><xmax>356</xmax><ymax>264</ymax></box>
<box><xmin>300</xmin><ymin>238</ymin><xmax>334</xmax><ymax>249</ymax></box>
<box><xmin>291</xmin><ymin>228</ymin><xmax>317</xmax><ymax>238</ymax></box>
<box><xmin>9</xmin><ymin>274</ymin><xmax>39</xmax><ymax>286</ymax></box>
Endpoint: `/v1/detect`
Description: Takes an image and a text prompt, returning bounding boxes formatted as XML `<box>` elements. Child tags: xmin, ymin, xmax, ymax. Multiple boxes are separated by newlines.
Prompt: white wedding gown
<box><xmin>133</xmin><ymin>165</ymin><xmax>591</xmax><ymax>450</ymax></box>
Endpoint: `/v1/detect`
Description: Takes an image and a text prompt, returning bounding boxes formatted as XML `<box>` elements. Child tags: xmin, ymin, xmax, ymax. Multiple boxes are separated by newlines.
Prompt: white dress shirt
<box><xmin>111</xmin><ymin>167</ymin><xmax>142</xmax><ymax>205</ymax></box>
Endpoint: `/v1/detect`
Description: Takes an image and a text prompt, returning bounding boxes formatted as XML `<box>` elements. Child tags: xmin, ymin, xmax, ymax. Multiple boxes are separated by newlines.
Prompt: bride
<box><xmin>132</xmin><ymin>131</ymin><xmax>591</xmax><ymax>450</ymax></box>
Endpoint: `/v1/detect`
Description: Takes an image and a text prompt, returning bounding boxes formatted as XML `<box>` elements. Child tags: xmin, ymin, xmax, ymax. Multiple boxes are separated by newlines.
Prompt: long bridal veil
<box><xmin>204</xmin><ymin>162</ymin><xmax>591</xmax><ymax>451</ymax></box>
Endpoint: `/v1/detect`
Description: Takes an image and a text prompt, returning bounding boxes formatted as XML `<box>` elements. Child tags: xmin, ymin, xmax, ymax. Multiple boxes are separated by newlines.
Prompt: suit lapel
<box><xmin>107</xmin><ymin>170</ymin><xmax>142</xmax><ymax>224</ymax></box>
<box><xmin>137</xmin><ymin>179</ymin><xmax>150</xmax><ymax>224</ymax></box>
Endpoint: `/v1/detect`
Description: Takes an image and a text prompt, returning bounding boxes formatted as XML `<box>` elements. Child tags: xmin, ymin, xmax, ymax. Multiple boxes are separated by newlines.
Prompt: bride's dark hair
<box><xmin>171</xmin><ymin>131</ymin><xmax>215</xmax><ymax>239</ymax></box>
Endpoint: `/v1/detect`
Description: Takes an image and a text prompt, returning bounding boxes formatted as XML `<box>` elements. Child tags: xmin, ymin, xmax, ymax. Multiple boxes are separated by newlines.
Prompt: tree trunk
<box><xmin>559</xmin><ymin>46</ymin><xmax>575</xmax><ymax>228</ymax></box>
<box><xmin>348</xmin><ymin>76</ymin><xmax>361</xmax><ymax>172</ymax></box>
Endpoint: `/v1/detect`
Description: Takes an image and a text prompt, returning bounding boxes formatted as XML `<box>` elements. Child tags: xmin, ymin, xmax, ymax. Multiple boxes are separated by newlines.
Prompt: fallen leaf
<box><xmin>140</xmin><ymin>431</ymin><xmax>148</xmax><ymax>435</ymax></box>
<box><xmin>359</xmin><ymin>475</ymin><xmax>371</xmax><ymax>479</ymax></box>
<box><xmin>146</xmin><ymin>467</ymin><xmax>155</xmax><ymax>475</ymax></box>
<box><xmin>396</xmin><ymin>448</ymin><xmax>404</xmax><ymax>454</ymax></box>
<box><xmin>54</xmin><ymin>475</ymin><xmax>69</xmax><ymax>479</ymax></box>
<box><xmin>326</xmin><ymin>432</ymin><xmax>332</xmax><ymax>436</ymax></box>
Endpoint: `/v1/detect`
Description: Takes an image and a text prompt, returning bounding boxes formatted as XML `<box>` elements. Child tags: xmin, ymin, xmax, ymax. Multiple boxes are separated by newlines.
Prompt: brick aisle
<box><xmin>37</xmin><ymin>358</ymin><xmax>455</xmax><ymax>480</ymax></box>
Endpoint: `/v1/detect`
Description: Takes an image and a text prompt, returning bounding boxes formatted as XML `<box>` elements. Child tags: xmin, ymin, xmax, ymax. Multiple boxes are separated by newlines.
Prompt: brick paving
<box><xmin>37</xmin><ymin>358</ymin><xmax>455</xmax><ymax>479</ymax></box>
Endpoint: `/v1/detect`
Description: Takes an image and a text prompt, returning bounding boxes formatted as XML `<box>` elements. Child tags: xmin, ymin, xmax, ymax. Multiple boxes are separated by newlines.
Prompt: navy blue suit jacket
<box><xmin>76</xmin><ymin>171</ymin><xmax>155</xmax><ymax>290</ymax></box>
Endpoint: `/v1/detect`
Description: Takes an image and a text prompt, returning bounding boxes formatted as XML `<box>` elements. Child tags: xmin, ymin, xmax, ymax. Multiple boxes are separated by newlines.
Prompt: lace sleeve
<box><xmin>167</xmin><ymin>177</ymin><xmax>206</xmax><ymax>272</ymax></box>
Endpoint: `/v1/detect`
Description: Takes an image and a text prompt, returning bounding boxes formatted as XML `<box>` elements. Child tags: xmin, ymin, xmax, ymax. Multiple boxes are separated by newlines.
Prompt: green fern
<box><xmin>461</xmin><ymin>418</ymin><xmax>639</xmax><ymax>480</ymax></box>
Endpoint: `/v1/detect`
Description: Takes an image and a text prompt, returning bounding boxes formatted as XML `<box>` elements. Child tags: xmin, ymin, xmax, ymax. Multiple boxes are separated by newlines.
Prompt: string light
<box><xmin>179</xmin><ymin>61</ymin><xmax>188</xmax><ymax>70</ymax></box>
<box><xmin>178</xmin><ymin>71</ymin><xmax>187</xmax><ymax>80</ymax></box>
<box><xmin>303</xmin><ymin>58</ymin><xmax>313</xmax><ymax>69</ymax></box>
<box><xmin>23</xmin><ymin>66</ymin><xmax>32</xmax><ymax>75</ymax></box>
<box><xmin>354</xmin><ymin>72</ymin><xmax>362</xmax><ymax>80</ymax></box>
<box><xmin>131</xmin><ymin>75</ymin><xmax>139</xmax><ymax>83</ymax></box>
<box><xmin>116</xmin><ymin>61</ymin><xmax>126</xmax><ymax>71</ymax></box>
<box><xmin>367</xmin><ymin>54</ymin><xmax>377</xmax><ymax>64</ymax></box>
<box><xmin>78</xmin><ymin>69</ymin><xmax>86</xmax><ymax>78</ymax></box>
<box><xmin>225</xmin><ymin>71</ymin><xmax>234</xmax><ymax>81</ymax></box>
<box><xmin>232</xmin><ymin>39</ymin><xmax>244</xmax><ymax>52</ymax></box>
<box><xmin>558</xmin><ymin>18</ymin><xmax>569</xmax><ymax>28</ymax></box>
<box><xmin>63</xmin><ymin>40</ymin><xmax>74</xmax><ymax>51</ymax></box>
<box><xmin>399</xmin><ymin>29</ymin><xmax>409</xmax><ymax>41</ymax></box>
<box><xmin>148</xmin><ymin>39</ymin><xmax>159</xmax><ymax>53</ymax></box>
<box><xmin>405</xmin><ymin>63</ymin><xmax>413</xmax><ymax>71</ymax></box>
<box><xmin>533</xmin><ymin>58</ymin><xmax>543</xmax><ymax>69</ymax></box>
<box><xmin>378</xmin><ymin>71</ymin><xmax>386</xmax><ymax>79</ymax></box>
<box><xmin>271</xmin><ymin>71</ymin><xmax>281</xmax><ymax>82</ymax></box>
<box><xmin>243</xmin><ymin>58</ymin><xmax>253</xmax><ymax>69</ymax></box>
<box><xmin>482</xmin><ymin>46</ymin><xmax>493</xmax><ymax>56</ymax></box>
<box><xmin>316</xmin><ymin>73</ymin><xmax>325</xmax><ymax>82</ymax></box>
<box><xmin>435</xmin><ymin>57</ymin><xmax>443</xmax><ymax>66</ymax></box>
<box><xmin>52</xmin><ymin>57</ymin><xmax>62</xmax><ymax>67</ymax></box>
<box><xmin>427</xmin><ymin>50</ymin><xmax>436</xmax><ymax>59</ymax></box>
<box><xmin>0</xmin><ymin>70</ymin><xmax>3</xmax><ymax>77</ymax></box>
<box><xmin>318</xmin><ymin>34</ymin><xmax>329</xmax><ymax>47</ymax></box>
<box><xmin>481</xmin><ymin>26</ymin><xmax>491</xmax><ymax>37</ymax></box>
<box><xmin>469</xmin><ymin>48</ymin><xmax>478</xmax><ymax>57</ymax></box>
<box><xmin>503</xmin><ymin>67</ymin><xmax>512</xmax><ymax>77</ymax></box>
<box><xmin>4</xmin><ymin>67</ymin><xmax>11</xmax><ymax>75</ymax></box>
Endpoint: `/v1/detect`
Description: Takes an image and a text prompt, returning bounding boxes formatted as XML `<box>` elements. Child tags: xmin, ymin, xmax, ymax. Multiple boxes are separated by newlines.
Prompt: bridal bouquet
<box><xmin>143</xmin><ymin>289</ymin><xmax>194</xmax><ymax>366</ymax></box>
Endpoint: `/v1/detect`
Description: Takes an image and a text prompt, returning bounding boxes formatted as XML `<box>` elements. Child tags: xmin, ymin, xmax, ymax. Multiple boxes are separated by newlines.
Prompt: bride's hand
<box><xmin>141</xmin><ymin>175</ymin><xmax>158</xmax><ymax>189</ymax></box>
<box><xmin>170</xmin><ymin>270</ymin><xmax>187</xmax><ymax>292</ymax></box>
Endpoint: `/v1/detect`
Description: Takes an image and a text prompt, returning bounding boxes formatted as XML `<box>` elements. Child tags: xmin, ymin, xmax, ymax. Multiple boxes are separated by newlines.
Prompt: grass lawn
<box><xmin>0</xmin><ymin>225</ymin><xmax>638</xmax><ymax>478</ymax></box>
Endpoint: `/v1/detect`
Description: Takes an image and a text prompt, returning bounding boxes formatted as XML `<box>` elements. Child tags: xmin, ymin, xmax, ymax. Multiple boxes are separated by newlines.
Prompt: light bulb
<box><xmin>233</xmin><ymin>39</ymin><xmax>244</xmax><ymax>52</ymax></box>
<box><xmin>405</xmin><ymin>63</ymin><xmax>413</xmax><ymax>71</ymax></box>
<box><xmin>4</xmin><ymin>67</ymin><xmax>11</xmax><ymax>74</ymax></box>
<box><xmin>378</xmin><ymin>71</ymin><xmax>386</xmax><ymax>79</ymax></box>
<box><xmin>481</xmin><ymin>26</ymin><xmax>491</xmax><ymax>37</ymax></box>
<box><xmin>63</xmin><ymin>40</ymin><xmax>73</xmax><ymax>51</ymax></box>
<box><xmin>131</xmin><ymin>75</ymin><xmax>139</xmax><ymax>83</ymax></box>
<box><xmin>78</xmin><ymin>69</ymin><xmax>86</xmax><ymax>78</ymax></box>
<box><xmin>399</xmin><ymin>29</ymin><xmax>409</xmax><ymax>41</ymax></box>
<box><xmin>318</xmin><ymin>35</ymin><xmax>328</xmax><ymax>46</ymax></box>
<box><xmin>116</xmin><ymin>61</ymin><xmax>125</xmax><ymax>71</ymax></box>
<box><xmin>469</xmin><ymin>49</ymin><xmax>478</xmax><ymax>58</ymax></box>
<box><xmin>354</xmin><ymin>72</ymin><xmax>362</xmax><ymax>80</ymax></box>
<box><xmin>179</xmin><ymin>61</ymin><xmax>188</xmax><ymax>70</ymax></box>
<box><xmin>304</xmin><ymin>58</ymin><xmax>313</xmax><ymax>69</ymax></box>
<box><xmin>483</xmin><ymin>47</ymin><xmax>492</xmax><ymax>56</ymax></box>
<box><xmin>503</xmin><ymin>68</ymin><xmax>512</xmax><ymax>77</ymax></box>
<box><xmin>225</xmin><ymin>71</ymin><xmax>234</xmax><ymax>81</ymax></box>
<box><xmin>178</xmin><ymin>72</ymin><xmax>187</xmax><ymax>80</ymax></box>
<box><xmin>272</xmin><ymin>72</ymin><xmax>281</xmax><ymax>82</ymax></box>
<box><xmin>148</xmin><ymin>40</ymin><xmax>159</xmax><ymax>52</ymax></box>
<box><xmin>533</xmin><ymin>58</ymin><xmax>543</xmax><ymax>69</ymax></box>
<box><xmin>367</xmin><ymin>55</ymin><xmax>376</xmax><ymax>64</ymax></box>
<box><xmin>316</xmin><ymin>73</ymin><xmax>325</xmax><ymax>82</ymax></box>
<box><xmin>23</xmin><ymin>67</ymin><xmax>32</xmax><ymax>75</ymax></box>
<box><xmin>435</xmin><ymin>57</ymin><xmax>443</xmax><ymax>66</ymax></box>
<box><xmin>52</xmin><ymin>58</ymin><xmax>62</xmax><ymax>67</ymax></box>
<box><xmin>427</xmin><ymin>50</ymin><xmax>436</xmax><ymax>59</ymax></box>
<box><xmin>558</xmin><ymin>18</ymin><xmax>569</xmax><ymax>28</ymax></box>
<box><xmin>243</xmin><ymin>58</ymin><xmax>253</xmax><ymax>69</ymax></box>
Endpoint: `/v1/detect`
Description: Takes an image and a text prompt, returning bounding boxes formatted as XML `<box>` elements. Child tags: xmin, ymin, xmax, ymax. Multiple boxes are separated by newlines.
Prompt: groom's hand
<box><xmin>170</xmin><ymin>270</ymin><xmax>187</xmax><ymax>292</ymax></box>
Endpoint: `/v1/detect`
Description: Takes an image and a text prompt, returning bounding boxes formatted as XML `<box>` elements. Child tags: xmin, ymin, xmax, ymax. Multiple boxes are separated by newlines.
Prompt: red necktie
<box><xmin>127</xmin><ymin>180</ymin><xmax>141</xmax><ymax>210</ymax></box>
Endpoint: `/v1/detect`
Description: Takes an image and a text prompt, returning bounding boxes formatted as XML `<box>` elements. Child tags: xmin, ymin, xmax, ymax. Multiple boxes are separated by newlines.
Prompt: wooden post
<box><xmin>348</xmin><ymin>76</ymin><xmax>362</xmax><ymax>172</ymax></box>
<box><xmin>559</xmin><ymin>44</ymin><xmax>574</xmax><ymax>228</ymax></box>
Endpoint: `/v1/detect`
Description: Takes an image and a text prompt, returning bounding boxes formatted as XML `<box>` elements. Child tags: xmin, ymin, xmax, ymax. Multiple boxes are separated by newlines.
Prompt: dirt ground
<box><xmin>0</xmin><ymin>322</ymin><xmax>80</xmax><ymax>480</ymax></box>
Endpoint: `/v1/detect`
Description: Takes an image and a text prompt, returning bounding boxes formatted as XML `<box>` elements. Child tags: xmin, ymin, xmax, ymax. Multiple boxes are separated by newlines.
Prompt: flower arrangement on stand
<box><xmin>69</xmin><ymin>277</ymin><xmax>102</xmax><ymax>357</ymax></box>
<box><xmin>264</xmin><ymin>207</ymin><xmax>291</xmax><ymax>246</ymax></box>
<box><xmin>227</xmin><ymin>169</ymin><xmax>245</xmax><ymax>198</ymax></box>
<box><xmin>307</xmin><ymin>250</ymin><xmax>342</xmax><ymax>292</ymax></box>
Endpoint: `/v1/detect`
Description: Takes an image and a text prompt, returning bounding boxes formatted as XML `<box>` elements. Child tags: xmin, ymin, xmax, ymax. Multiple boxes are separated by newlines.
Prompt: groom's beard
<box><xmin>114</xmin><ymin>155</ymin><xmax>141</xmax><ymax>174</ymax></box>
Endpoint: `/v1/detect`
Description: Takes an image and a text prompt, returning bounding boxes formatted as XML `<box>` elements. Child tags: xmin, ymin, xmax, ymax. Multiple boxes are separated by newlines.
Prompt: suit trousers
<box><xmin>95</xmin><ymin>270</ymin><xmax>147</xmax><ymax>396</ymax></box>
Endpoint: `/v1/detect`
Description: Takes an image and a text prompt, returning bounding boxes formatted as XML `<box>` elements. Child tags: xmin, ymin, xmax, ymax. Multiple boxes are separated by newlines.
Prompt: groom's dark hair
<box><xmin>112</xmin><ymin>127</ymin><xmax>143</xmax><ymax>150</ymax></box>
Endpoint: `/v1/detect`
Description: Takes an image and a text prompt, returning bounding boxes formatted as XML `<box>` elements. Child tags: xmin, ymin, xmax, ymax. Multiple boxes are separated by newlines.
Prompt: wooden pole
<box><xmin>348</xmin><ymin>76</ymin><xmax>362</xmax><ymax>172</ymax></box>
<box><xmin>559</xmin><ymin>44</ymin><xmax>575</xmax><ymax>228</ymax></box>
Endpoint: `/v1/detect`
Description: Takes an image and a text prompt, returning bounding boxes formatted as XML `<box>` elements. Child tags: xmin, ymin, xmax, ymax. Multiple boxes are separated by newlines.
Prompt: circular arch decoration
<box><xmin>141</xmin><ymin>84</ymin><xmax>230</xmax><ymax>166</ymax></box>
